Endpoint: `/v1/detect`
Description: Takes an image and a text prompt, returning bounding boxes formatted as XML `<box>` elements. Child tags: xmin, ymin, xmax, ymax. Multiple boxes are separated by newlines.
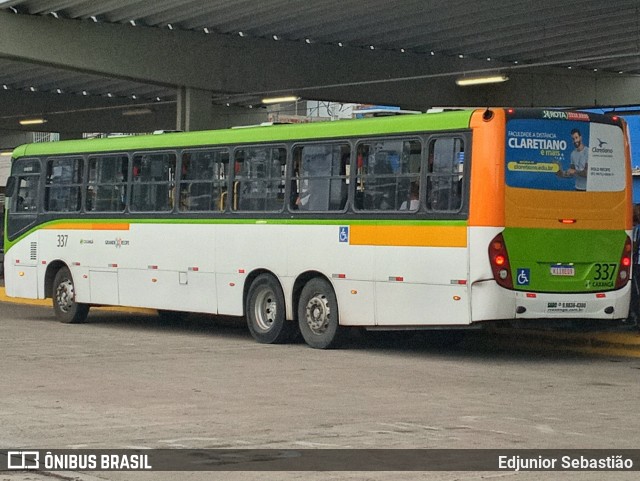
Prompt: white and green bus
<box><xmin>3</xmin><ymin>109</ymin><xmax>633</xmax><ymax>348</ymax></box>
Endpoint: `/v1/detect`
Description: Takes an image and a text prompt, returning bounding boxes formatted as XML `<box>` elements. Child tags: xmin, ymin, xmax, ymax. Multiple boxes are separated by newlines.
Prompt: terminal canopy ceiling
<box><xmin>1</xmin><ymin>0</ymin><xmax>640</xmax><ymax>133</ymax></box>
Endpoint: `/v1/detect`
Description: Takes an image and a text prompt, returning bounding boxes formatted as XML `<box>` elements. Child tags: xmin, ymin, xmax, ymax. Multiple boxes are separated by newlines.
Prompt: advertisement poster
<box><xmin>505</xmin><ymin>117</ymin><xmax>625</xmax><ymax>192</ymax></box>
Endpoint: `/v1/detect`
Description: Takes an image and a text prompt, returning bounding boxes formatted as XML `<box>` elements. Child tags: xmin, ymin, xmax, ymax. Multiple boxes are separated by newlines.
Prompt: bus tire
<box><xmin>52</xmin><ymin>267</ymin><xmax>89</xmax><ymax>324</ymax></box>
<box><xmin>246</xmin><ymin>274</ymin><xmax>297</xmax><ymax>344</ymax></box>
<box><xmin>298</xmin><ymin>278</ymin><xmax>344</xmax><ymax>349</ymax></box>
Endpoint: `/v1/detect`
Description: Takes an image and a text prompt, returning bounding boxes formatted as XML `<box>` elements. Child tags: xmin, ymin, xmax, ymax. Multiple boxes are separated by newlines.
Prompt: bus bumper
<box><xmin>471</xmin><ymin>280</ymin><xmax>631</xmax><ymax>321</ymax></box>
<box><xmin>513</xmin><ymin>285</ymin><xmax>631</xmax><ymax>320</ymax></box>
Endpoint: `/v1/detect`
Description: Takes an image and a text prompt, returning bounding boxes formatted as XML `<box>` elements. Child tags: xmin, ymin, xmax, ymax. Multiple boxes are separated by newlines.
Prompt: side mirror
<box><xmin>5</xmin><ymin>176</ymin><xmax>16</xmax><ymax>198</ymax></box>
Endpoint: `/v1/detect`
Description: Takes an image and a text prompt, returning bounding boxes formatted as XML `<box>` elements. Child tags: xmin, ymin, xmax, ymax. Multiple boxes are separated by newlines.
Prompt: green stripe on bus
<box><xmin>11</xmin><ymin>111</ymin><xmax>474</xmax><ymax>158</ymax></box>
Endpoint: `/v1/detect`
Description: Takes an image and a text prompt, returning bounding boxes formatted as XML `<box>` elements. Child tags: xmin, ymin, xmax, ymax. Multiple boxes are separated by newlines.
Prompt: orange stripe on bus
<box><xmin>350</xmin><ymin>225</ymin><xmax>467</xmax><ymax>247</ymax></box>
<box><xmin>43</xmin><ymin>223</ymin><xmax>130</xmax><ymax>231</ymax></box>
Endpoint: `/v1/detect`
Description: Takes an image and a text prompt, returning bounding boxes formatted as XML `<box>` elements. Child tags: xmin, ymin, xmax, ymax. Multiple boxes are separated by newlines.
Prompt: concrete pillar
<box><xmin>176</xmin><ymin>87</ymin><xmax>212</xmax><ymax>132</ymax></box>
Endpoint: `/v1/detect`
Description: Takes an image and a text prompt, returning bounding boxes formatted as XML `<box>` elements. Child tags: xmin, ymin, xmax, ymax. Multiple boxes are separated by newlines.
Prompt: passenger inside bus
<box><xmin>400</xmin><ymin>181</ymin><xmax>420</xmax><ymax>211</ymax></box>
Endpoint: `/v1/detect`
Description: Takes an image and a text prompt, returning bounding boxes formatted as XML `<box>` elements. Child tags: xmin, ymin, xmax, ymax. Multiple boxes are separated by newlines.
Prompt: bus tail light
<box><xmin>489</xmin><ymin>233</ymin><xmax>513</xmax><ymax>289</ymax></box>
<box><xmin>616</xmin><ymin>236</ymin><xmax>632</xmax><ymax>289</ymax></box>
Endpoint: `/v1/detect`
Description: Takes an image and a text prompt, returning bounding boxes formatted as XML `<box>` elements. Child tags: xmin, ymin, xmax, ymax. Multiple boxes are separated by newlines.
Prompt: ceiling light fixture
<box><xmin>122</xmin><ymin>108</ymin><xmax>152</xmax><ymax>116</ymax></box>
<box><xmin>19</xmin><ymin>118</ymin><xmax>47</xmax><ymax>126</ymax></box>
<box><xmin>262</xmin><ymin>95</ymin><xmax>299</xmax><ymax>104</ymax></box>
<box><xmin>456</xmin><ymin>74</ymin><xmax>509</xmax><ymax>86</ymax></box>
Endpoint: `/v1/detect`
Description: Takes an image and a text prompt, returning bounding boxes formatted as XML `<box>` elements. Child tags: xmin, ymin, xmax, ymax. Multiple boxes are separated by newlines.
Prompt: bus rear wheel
<box><xmin>298</xmin><ymin>278</ymin><xmax>344</xmax><ymax>349</ymax></box>
<box><xmin>246</xmin><ymin>274</ymin><xmax>297</xmax><ymax>344</ymax></box>
<box><xmin>52</xmin><ymin>267</ymin><xmax>89</xmax><ymax>324</ymax></box>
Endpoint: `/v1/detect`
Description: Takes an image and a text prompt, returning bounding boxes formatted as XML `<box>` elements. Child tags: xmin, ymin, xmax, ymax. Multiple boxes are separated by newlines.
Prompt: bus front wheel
<box><xmin>298</xmin><ymin>278</ymin><xmax>344</xmax><ymax>349</ymax></box>
<box><xmin>52</xmin><ymin>267</ymin><xmax>89</xmax><ymax>324</ymax></box>
<box><xmin>246</xmin><ymin>274</ymin><xmax>297</xmax><ymax>344</ymax></box>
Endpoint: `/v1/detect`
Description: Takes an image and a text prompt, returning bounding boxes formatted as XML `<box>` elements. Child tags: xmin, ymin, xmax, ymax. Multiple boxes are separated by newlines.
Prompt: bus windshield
<box><xmin>505</xmin><ymin>115</ymin><xmax>626</xmax><ymax>193</ymax></box>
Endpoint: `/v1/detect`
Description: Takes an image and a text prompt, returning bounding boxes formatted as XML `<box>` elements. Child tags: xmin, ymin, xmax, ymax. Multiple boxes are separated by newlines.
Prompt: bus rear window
<box><xmin>505</xmin><ymin>119</ymin><xmax>625</xmax><ymax>192</ymax></box>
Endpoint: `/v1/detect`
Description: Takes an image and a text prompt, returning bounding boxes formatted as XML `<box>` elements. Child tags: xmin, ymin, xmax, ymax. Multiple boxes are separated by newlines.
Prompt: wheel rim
<box><xmin>254</xmin><ymin>288</ymin><xmax>277</xmax><ymax>331</ymax></box>
<box><xmin>304</xmin><ymin>293</ymin><xmax>331</xmax><ymax>334</ymax></box>
<box><xmin>55</xmin><ymin>278</ymin><xmax>75</xmax><ymax>313</ymax></box>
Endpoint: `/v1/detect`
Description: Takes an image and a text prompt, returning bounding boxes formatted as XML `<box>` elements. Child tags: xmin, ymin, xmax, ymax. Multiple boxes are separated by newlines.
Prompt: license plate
<box><xmin>550</xmin><ymin>265</ymin><xmax>575</xmax><ymax>276</ymax></box>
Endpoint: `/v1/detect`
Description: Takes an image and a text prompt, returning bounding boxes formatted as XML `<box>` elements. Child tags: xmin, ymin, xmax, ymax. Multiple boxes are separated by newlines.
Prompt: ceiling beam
<box><xmin>0</xmin><ymin>88</ymin><xmax>267</xmax><ymax>134</ymax></box>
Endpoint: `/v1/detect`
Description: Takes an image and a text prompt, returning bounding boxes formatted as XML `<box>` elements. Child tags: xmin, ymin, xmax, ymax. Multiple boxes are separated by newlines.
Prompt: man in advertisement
<box><xmin>558</xmin><ymin>128</ymin><xmax>589</xmax><ymax>191</ymax></box>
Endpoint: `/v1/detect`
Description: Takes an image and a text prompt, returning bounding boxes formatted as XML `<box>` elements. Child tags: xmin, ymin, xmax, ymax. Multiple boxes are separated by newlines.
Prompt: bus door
<box><xmin>5</xmin><ymin>157</ymin><xmax>42</xmax><ymax>297</ymax></box>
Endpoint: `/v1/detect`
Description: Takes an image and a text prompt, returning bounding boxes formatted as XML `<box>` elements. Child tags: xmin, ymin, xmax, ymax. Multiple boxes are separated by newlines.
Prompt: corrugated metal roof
<box><xmin>1</xmin><ymin>0</ymin><xmax>639</xmax><ymax>102</ymax></box>
<box><xmin>4</xmin><ymin>0</ymin><xmax>639</xmax><ymax>69</ymax></box>
<box><xmin>0</xmin><ymin>58</ymin><xmax>176</xmax><ymax>102</ymax></box>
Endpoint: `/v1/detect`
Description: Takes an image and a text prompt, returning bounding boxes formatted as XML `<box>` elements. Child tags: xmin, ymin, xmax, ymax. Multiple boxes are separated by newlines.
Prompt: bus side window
<box><xmin>179</xmin><ymin>149</ymin><xmax>229</xmax><ymax>212</ymax></box>
<box><xmin>44</xmin><ymin>157</ymin><xmax>83</xmax><ymax>213</ymax></box>
<box><xmin>5</xmin><ymin>158</ymin><xmax>42</xmax><ymax>240</ymax></box>
<box><xmin>233</xmin><ymin>146</ymin><xmax>286</xmax><ymax>212</ymax></box>
<box><xmin>427</xmin><ymin>138</ymin><xmax>464</xmax><ymax>212</ymax></box>
<box><xmin>291</xmin><ymin>143</ymin><xmax>349</xmax><ymax>212</ymax></box>
<box><xmin>16</xmin><ymin>176</ymin><xmax>39</xmax><ymax>212</ymax></box>
<box><xmin>354</xmin><ymin>139</ymin><xmax>421</xmax><ymax>212</ymax></box>
<box><xmin>130</xmin><ymin>152</ymin><xmax>176</xmax><ymax>212</ymax></box>
<box><xmin>86</xmin><ymin>154</ymin><xmax>128</xmax><ymax>212</ymax></box>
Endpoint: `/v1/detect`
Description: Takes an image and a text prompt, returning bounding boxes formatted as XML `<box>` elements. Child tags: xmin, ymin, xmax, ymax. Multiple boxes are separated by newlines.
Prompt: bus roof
<box><xmin>11</xmin><ymin>109</ymin><xmax>475</xmax><ymax>158</ymax></box>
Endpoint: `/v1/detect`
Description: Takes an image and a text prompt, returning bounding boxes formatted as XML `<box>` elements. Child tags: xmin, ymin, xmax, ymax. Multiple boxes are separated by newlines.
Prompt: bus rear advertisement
<box><xmin>2</xmin><ymin>108</ymin><xmax>632</xmax><ymax>348</ymax></box>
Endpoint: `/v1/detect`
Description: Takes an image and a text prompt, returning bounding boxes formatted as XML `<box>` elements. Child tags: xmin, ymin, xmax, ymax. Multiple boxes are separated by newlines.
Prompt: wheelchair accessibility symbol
<box><xmin>516</xmin><ymin>268</ymin><xmax>530</xmax><ymax>286</ymax></box>
<box><xmin>339</xmin><ymin>226</ymin><xmax>349</xmax><ymax>243</ymax></box>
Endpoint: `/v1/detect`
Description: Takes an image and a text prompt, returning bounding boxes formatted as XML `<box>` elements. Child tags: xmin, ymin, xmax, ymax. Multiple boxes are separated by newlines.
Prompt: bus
<box><xmin>2</xmin><ymin>108</ymin><xmax>633</xmax><ymax>349</ymax></box>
